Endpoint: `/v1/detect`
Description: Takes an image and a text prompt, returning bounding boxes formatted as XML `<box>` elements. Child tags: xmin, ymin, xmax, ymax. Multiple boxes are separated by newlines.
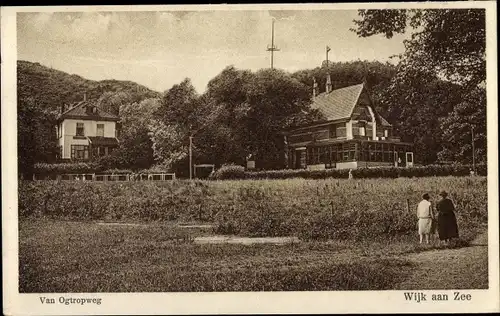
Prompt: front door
<box><xmin>295</xmin><ymin>149</ymin><xmax>306</xmax><ymax>169</ymax></box>
<box><xmin>394</xmin><ymin>151</ymin><xmax>406</xmax><ymax>167</ymax></box>
<box><xmin>406</xmin><ymin>152</ymin><xmax>414</xmax><ymax>167</ymax></box>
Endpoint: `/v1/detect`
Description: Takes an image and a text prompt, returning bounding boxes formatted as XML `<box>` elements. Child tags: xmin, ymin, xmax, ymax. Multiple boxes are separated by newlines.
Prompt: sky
<box><xmin>17</xmin><ymin>10</ymin><xmax>410</xmax><ymax>93</ymax></box>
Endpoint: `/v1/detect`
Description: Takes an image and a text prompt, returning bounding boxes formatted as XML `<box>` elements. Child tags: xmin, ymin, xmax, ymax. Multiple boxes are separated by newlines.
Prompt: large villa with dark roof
<box><xmin>56</xmin><ymin>98</ymin><xmax>120</xmax><ymax>161</ymax></box>
<box><xmin>283</xmin><ymin>74</ymin><xmax>414</xmax><ymax>170</ymax></box>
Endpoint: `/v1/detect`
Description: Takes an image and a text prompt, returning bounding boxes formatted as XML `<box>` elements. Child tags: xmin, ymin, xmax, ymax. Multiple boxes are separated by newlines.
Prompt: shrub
<box><xmin>210</xmin><ymin>164</ymin><xmax>246</xmax><ymax>180</ymax></box>
<box><xmin>137</xmin><ymin>165</ymin><xmax>172</xmax><ymax>174</ymax></box>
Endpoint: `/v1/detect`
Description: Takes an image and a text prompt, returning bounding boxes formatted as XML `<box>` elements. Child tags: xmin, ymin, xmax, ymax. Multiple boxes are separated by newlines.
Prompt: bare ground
<box><xmin>394</xmin><ymin>228</ymin><xmax>489</xmax><ymax>290</ymax></box>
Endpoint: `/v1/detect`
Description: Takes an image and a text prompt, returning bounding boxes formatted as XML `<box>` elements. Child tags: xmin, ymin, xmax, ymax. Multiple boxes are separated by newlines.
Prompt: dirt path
<box><xmin>394</xmin><ymin>230</ymin><xmax>489</xmax><ymax>290</ymax></box>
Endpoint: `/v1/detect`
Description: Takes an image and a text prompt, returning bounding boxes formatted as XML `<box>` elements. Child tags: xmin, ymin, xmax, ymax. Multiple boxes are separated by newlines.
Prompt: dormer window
<box><xmin>85</xmin><ymin>104</ymin><xmax>97</xmax><ymax>114</ymax></box>
<box><xmin>384</xmin><ymin>129</ymin><xmax>389</xmax><ymax>138</ymax></box>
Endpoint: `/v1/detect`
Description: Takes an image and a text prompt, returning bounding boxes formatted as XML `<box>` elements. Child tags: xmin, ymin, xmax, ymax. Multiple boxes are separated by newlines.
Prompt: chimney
<box><xmin>312</xmin><ymin>77</ymin><xmax>318</xmax><ymax>100</ymax></box>
<box><xmin>326</xmin><ymin>73</ymin><xmax>332</xmax><ymax>94</ymax></box>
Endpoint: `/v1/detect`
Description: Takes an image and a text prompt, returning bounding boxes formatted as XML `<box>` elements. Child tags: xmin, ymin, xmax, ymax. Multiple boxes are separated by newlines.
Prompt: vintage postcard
<box><xmin>2</xmin><ymin>2</ymin><xmax>499</xmax><ymax>315</ymax></box>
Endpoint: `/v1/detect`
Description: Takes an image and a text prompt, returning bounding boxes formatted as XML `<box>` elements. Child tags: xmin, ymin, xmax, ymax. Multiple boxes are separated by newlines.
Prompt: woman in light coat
<box><xmin>417</xmin><ymin>193</ymin><xmax>434</xmax><ymax>244</ymax></box>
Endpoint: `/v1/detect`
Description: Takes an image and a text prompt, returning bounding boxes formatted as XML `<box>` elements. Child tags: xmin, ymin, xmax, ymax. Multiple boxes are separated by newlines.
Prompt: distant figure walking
<box><xmin>348</xmin><ymin>169</ymin><xmax>353</xmax><ymax>180</ymax></box>
<box><xmin>417</xmin><ymin>193</ymin><xmax>434</xmax><ymax>244</ymax></box>
<box><xmin>436</xmin><ymin>190</ymin><xmax>459</xmax><ymax>244</ymax></box>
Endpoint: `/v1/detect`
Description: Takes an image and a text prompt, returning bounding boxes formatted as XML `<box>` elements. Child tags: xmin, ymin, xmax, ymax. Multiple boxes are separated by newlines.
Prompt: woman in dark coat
<box><xmin>436</xmin><ymin>190</ymin><xmax>459</xmax><ymax>243</ymax></box>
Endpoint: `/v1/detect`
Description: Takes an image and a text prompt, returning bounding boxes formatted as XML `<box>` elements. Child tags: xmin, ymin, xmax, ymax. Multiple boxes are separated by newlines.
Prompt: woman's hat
<box><xmin>439</xmin><ymin>190</ymin><xmax>448</xmax><ymax>197</ymax></box>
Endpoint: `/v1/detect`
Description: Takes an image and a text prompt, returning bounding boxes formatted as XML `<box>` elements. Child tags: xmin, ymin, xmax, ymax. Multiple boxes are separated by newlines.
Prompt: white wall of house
<box><xmin>336</xmin><ymin>161</ymin><xmax>358</xmax><ymax>170</ymax></box>
<box><xmin>59</xmin><ymin>119</ymin><xmax>117</xmax><ymax>159</ymax></box>
<box><xmin>346</xmin><ymin>120</ymin><xmax>353</xmax><ymax>140</ymax></box>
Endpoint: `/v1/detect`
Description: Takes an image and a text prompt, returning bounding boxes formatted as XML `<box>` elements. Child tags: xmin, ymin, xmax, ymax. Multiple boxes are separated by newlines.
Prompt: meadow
<box><xmin>19</xmin><ymin>176</ymin><xmax>488</xmax><ymax>292</ymax></box>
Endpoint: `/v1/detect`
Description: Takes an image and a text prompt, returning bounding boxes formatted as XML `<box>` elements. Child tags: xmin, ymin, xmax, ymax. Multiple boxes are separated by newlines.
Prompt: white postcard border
<box><xmin>2</xmin><ymin>2</ymin><xmax>499</xmax><ymax>315</ymax></box>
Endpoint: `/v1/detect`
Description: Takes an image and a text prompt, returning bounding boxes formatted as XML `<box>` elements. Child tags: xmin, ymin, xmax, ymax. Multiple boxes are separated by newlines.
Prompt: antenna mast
<box><xmin>326</xmin><ymin>45</ymin><xmax>331</xmax><ymax>68</ymax></box>
<box><xmin>267</xmin><ymin>20</ymin><xmax>280</xmax><ymax>70</ymax></box>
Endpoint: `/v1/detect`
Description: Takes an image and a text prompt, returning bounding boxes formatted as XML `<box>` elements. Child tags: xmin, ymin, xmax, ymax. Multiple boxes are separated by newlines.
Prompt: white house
<box><xmin>56</xmin><ymin>100</ymin><xmax>120</xmax><ymax>161</ymax></box>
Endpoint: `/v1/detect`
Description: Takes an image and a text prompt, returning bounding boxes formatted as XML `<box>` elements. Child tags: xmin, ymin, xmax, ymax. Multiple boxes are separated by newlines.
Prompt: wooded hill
<box><xmin>17</xmin><ymin>60</ymin><xmax>160</xmax><ymax>115</ymax></box>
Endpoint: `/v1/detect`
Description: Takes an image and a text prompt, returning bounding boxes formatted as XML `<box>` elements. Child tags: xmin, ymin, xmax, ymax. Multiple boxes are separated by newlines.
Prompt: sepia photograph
<box><xmin>2</xmin><ymin>2</ymin><xmax>499</xmax><ymax>315</ymax></box>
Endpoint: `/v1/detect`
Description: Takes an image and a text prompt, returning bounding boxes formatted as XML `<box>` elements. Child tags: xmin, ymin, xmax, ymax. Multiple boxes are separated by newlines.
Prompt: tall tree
<box><xmin>199</xmin><ymin>67</ymin><xmax>316</xmax><ymax>169</ymax></box>
<box><xmin>352</xmin><ymin>9</ymin><xmax>485</xmax><ymax>88</ymax></box>
<box><xmin>109</xmin><ymin>98</ymin><xmax>161</xmax><ymax>170</ymax></box>
<box><xmin>438</xmin><ymin>86</ymin><xmax>486</xmax><ymax>164</ymax></box>
<box><xmin>244</xmin><ymin>69</ymin><xmax>313</xmax><ymax>169</ymax></box>
<box><xmin>352</xmin><ymin>9</ymin><xmax>486</xmax><ymax>164</ymax></box>
<box><xmin>375</xmin><ymin>66</ymin><xmax>462</xmax><ymax>164</ymax></box>
<box><xmin>150</xmin><ymin>78</ymin><xmax>203</xmax><ymax>174</ymax></box>
<box><xmin>18</xmin><ymin>97</ymin><xmax>59</xmax><ymax>177</ymax></box>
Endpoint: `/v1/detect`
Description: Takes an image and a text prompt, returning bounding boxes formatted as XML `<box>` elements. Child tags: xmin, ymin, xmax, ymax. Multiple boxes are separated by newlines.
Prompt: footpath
<box><xmin>395</xmin><ymin>229</ymin><xmax>489</xmax><ymax>289</ymax></box>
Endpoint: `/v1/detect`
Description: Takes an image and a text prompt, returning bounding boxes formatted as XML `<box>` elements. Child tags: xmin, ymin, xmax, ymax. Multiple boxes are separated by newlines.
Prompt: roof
<box><xmin>379</xmin><ymin>116</ymin><xmax>392</xmax><ymax>127</ymax></box>
<box><xmin>88</xmin><ymin>137</ymin><xmax>119</xmax><ymax>146</ymax></box>
<box><xmin>311</xmin><ymin>82</ymin><xmax>392</xmax><ymax>127</ymax></box>
<box><xmin>57</xmin><ymin>101</ymin><xmax>119</xmax><ymax>122</ymax></box>
<box><xmin>311</xmin><ymin>83</ymin><xmax>364</xmax><ymax>121</ymax></box>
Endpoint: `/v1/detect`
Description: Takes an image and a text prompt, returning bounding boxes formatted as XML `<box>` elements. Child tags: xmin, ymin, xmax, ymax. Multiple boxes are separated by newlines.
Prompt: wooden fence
<box><xmin>33</xmin><ymin>173</ymin><xmax>176</xmax><ymax>182</ymax></box>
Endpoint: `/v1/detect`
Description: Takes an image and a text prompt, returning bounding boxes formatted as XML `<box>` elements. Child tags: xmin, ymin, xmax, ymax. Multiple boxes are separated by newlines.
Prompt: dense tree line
<box><xmin>352</xmin><ymin>8</ymin><xmax>486</xmax><ymax>165</ymax></box>
<box><xmin>17</xmin><ymin>9</ymin><xmax>486</xmax><ymax>177</ymax></box>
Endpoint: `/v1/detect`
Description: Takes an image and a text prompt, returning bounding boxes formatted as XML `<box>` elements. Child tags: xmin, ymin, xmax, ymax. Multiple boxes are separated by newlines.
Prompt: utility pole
<box><xmin>471</xmin><ymin>125</ymin><xmax>475</xmax><ymax>173</ymax></box>
<box><xmin>267</xmin><ymin>20</ymin><xmax>280</xmax><ymax>70</ymax></box>
<box><xmin>189</xmin><ymin>136</ymin><xmax>193</xmax><ymax>180</ymax></box>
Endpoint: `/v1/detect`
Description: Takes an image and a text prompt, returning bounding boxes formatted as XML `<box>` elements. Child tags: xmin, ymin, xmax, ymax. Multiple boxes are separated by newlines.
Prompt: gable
<box><xmin>58</xmin><ymin>101</ymin><xmax>119</xmax><ymax>122</ymax></box>
<box><xmin>353</xmin><ymin>89</ymin><xmax>392</xmax><ymax>127</ymax></box>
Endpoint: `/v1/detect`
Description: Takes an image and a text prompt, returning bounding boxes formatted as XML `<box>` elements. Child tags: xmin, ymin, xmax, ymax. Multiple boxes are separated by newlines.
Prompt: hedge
<box><xmin>33</xmin><ymin>163</ymin><xmax>171</xmax><ymax>176</ymax></box>
<box><xmin>33</xmin><ymin>162</ymin><xmax>101</xmax><ymax>175</ymax></box>
<box><xmin>210</xmin><ymin>163</ymin><xmax>487</xmax><ymax>180</ymax></box>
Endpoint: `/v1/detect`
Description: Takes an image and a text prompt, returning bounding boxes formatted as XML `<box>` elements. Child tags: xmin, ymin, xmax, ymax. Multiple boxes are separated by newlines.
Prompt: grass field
<box><xmin>19</xmin><ymin>176</ymin><xmax>488</xmax><ymax>292</ymax></box>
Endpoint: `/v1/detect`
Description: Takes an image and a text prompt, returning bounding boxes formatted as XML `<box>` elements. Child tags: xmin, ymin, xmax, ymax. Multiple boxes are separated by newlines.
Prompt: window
<box><xmin>336</xmin><ymin>125</ymin><xmax>346</xmax><ymax>138</ymax></box>
<box><xmin>384</xmin><ymin>129</ymin><xmax>389</xmax><ymax>138</ymax></box>
<box><xmin>366</xmin><ymin>124</ymin><xmax>373</xmax><ymax>139</ymax></box>
<box><xmin>359</xmin><ymin>126</ymin><xmax>366</xmax><ymax>136</ymax></box>
<box><xmin>97</xmin><ymin>124</ymin><xmax>104</xmax><ymax>137</ymax></box>
<box><xmin>330</xmin><ymin>145</ymin><xmax>337</xmax><ymax>163</ymax></box>
<box><xmin>320</xmin><ymin>146</ymin><xmax>329</xmax><ymax>164</ymax></box>
<box><xmin>406</xmin><ymin>152</ymin><xmax>413</xmax><ymax>163</ymax></box>
<box><xmin>290</xmin><ymin>133</ymin><xmax>312</xmax><ymax>144</ymax></box>
<box><xmin>71</xmin><ymin>145</ymin><xmax>89</xmax><ymax>160</ymax></box>
<box><xmin>76</xmin><ymin>123</ymin><xmax>85</xmax><ymax>136</ymax></box>
<box><xmin>329</xmin><ymin>125</ymin><xmax>336</xmax><ymax>138</ymax></box>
